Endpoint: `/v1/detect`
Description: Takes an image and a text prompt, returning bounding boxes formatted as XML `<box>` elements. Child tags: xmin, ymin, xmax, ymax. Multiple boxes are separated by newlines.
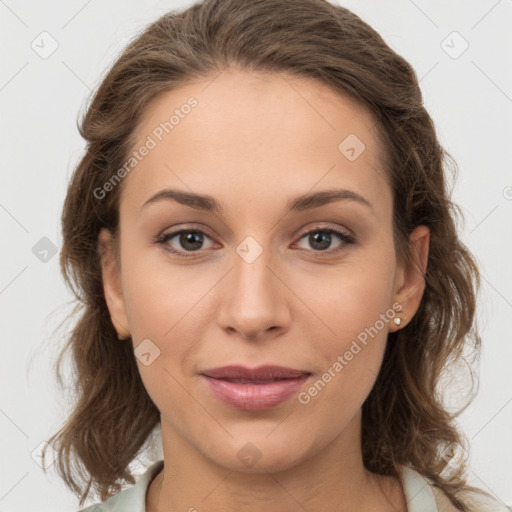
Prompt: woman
<box><xmin>43</xmin><ymin>0</ymin><xmax>509</xmax><ymax>510</ymax></box>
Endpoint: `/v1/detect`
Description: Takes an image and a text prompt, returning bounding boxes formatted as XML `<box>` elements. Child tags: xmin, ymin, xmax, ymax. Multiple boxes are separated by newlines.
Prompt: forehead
<box><xmin>120</xmin><ymin>67</ymin><xmax>390</xmax><ymax>216</ymax></box>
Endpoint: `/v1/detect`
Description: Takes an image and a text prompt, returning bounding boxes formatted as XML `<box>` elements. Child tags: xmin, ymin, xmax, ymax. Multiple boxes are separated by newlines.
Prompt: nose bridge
<box><xmin>233</xmin><ymin>238</ymin><xmax>274</xmax><ymax>300</ymax></box>
<box><xmin>216</xmin><ymin>235</ymin><xmax>289</xmax><ymax>338</ymax></box>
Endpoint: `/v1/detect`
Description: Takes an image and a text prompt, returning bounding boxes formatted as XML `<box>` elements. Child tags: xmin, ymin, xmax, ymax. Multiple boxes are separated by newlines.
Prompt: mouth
<box><xmin>201</xmin><ymin>364</ymin><xmax>311</xmax><ymax>380</ymax></box>
<box><xmin>200</xmin><ymin>365</ymin><xmax>311</xmax><ymax>411</ymax></box>
<box><xmin>212</xmin><ymin>378</ymin><xmax>297</xmax><ymax>384</ymax></box>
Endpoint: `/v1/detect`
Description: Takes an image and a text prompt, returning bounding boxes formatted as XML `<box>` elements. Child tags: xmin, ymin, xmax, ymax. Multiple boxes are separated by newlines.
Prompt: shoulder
<box><xmin>400</xmin><ymin>465</ymin><xmax>510</xmax><ymax>512</ymax></box>
<box><xmin>431</xmin><ymin>485</ymin><xmax>511</xmax><ymax>512</ymax></box>
<box><xmin>75</xmin><ymin>485</ymin><xmax>142</xmax><ymax>512</ymax></box>
<box><xmin>74</xmin><ymin>459</ymin><xmax>164</xmax><ymax>512</ymax></box>
<box><xmin>430</xmin><ymin>486</ymin><xmax>461</xmax><ymax>512</ymax></box>
<box><xmin>432</xmin><ymin>486</ymin><xmax>457</xmax><ymax>512</ymax></box>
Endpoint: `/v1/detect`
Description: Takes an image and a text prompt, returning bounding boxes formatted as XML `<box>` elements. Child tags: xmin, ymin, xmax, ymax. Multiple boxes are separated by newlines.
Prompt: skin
<box><xmin>99</xmin><ymin>66</ymin><xmax>430</xmax><ymax>511</ymax></box>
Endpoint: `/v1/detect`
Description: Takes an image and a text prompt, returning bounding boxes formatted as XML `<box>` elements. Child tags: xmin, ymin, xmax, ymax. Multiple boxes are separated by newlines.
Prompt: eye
<box><xmin>295</xmin><ymin>227</ymin><xmax>355</xmax><ymax>255</ymax></box>
<box><xmin>155</xmin><ymin>229</ymin><xmax>216</xmax><ymax>257</ymax></box>
<box><xmin>154</xmin><ymin>225</ymin><xmax>355</xmax><ymax>259</ymax></box>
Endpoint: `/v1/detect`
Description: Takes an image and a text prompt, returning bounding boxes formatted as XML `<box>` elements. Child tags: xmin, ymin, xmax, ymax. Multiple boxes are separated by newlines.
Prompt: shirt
<box><xmin>77</xmin><ymin>459</ymin><xmax>511</xmax><ymax>512</ymax></box>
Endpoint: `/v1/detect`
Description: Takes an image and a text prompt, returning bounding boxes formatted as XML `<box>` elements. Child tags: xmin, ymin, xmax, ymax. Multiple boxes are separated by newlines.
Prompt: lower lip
<box><xmin>201</xmin><ymin>374</ymin><xmax>311</xmax><ymax>411</ymax></box>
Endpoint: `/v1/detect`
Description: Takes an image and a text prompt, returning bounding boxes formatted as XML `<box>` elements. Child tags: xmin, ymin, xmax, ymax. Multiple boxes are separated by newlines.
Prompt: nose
<box><xmin>216</xmin><ymin>244</ymin><xmax>291</xmax><ymax>341</ymax></box>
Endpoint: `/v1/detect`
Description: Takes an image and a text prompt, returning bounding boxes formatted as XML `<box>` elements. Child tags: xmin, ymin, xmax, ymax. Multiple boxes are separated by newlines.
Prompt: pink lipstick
<box><xmin>201</xmin><ymin>365</ymin><xmax>311</xmax><ymax>411</ymax></box>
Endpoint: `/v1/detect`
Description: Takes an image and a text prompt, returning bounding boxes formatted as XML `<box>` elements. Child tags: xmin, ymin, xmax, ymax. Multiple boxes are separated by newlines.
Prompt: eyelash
<box><xmin>154</xmin><ymin>225</ymin><xmax>355</xmax><ymax>259</ymax></box>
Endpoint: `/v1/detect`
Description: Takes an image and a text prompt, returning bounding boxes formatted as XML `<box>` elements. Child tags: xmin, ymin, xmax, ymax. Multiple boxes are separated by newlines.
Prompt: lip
<box><xmin>200</xmin><ymin>365</ymin><xmax>311</xmax><ymax>411</ymax></box>
<box><xmin>201</xmin><ymin>365</ymin><xmax>310</xmax><ymax>380</ymax></box>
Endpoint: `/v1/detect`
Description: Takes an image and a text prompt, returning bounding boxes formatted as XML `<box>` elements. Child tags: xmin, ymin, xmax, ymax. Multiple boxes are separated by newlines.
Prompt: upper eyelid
<box><xmin>160</xmin><ymin>222</ymin><xmax>352</xmax><ymax>237</ymax></box>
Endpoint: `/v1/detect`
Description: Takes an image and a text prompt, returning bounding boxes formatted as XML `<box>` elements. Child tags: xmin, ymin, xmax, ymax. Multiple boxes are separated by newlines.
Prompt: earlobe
<box><xmin>98</xmin><ymin>228</ymin><xmax>131</xmax><ymax>340</ymax></box>
<box><xmin>391</xmin><ymin>225</ymin><xmax>430</xmax><ymax>331</ymax></box>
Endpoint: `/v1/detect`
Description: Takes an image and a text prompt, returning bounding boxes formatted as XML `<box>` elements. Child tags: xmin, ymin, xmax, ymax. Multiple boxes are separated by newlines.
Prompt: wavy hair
<box><xmin>44</xmin><ymin>0</ymin><xmax>495</xmax><ymax>509</ymax></box>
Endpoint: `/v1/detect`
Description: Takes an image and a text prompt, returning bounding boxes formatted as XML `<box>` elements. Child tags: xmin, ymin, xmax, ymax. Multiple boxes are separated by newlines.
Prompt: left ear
<box><xmin>391</xmin><ymin>225</ymin><xmax>430</xmax><ymax>331</ymax></box>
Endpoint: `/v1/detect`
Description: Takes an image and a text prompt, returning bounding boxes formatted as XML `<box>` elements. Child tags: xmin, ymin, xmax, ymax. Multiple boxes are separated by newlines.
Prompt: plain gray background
<box><xmin>1</xmin><ymin>0</ymin><xmax>511</xmax><ymax>510</ymax></box>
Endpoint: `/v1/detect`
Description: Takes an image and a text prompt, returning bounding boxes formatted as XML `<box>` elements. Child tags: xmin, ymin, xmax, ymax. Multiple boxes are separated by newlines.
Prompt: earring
<box><xmin>393</xmin><ymin>317</ymin><xmax>402</xmax><ymax>327</ymax></box>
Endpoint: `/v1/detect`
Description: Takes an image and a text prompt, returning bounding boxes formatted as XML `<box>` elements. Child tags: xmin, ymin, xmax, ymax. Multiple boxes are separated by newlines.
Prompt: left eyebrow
<box><xmin>288</xmin><ymin>189</ymin><xmax>373</xmax><ymax>213</ymax></box>
<box><xmin>140</xmin><ymin>188</ymin><xmax>374</xmax><ymax>214</ymax></box>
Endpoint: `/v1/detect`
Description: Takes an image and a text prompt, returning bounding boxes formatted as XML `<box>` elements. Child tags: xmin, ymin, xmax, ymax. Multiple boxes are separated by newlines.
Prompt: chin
<box><xmin>203</xmin><ymin>436</ymin><xmax>313</xmax><ymax>474</ymax></box>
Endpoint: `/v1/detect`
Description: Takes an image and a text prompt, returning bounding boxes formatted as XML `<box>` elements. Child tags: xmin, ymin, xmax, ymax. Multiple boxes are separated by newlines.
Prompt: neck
<box><xmin>146</xmin><ymin>414</ymin><xmax>407</xmax><ymax>512</ymax></box>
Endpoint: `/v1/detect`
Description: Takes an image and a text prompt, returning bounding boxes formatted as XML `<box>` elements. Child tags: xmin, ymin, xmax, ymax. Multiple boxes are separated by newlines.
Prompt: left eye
<box><xmin>295</xmin><ymin>228</ymin><xmax>354</xmax><ymax>253</ymax></box>
<box><xmin>155</xmin><ymin>227</ymin><xmax>354</xmax><ymax>257</ymax></box>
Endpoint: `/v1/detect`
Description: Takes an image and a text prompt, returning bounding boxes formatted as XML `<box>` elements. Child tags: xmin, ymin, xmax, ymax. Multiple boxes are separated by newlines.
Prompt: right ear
<box><xmin>98</xmin><ymin>228</ymin><xmax>130</xmax><ymax>340</ymax></box>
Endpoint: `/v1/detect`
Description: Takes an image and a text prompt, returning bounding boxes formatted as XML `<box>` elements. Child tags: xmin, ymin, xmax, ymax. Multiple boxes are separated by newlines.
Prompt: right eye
<box><xmin>155</xmin><ymin>228</ymin><xmax>217</xmax><ymax>257</ymax></box>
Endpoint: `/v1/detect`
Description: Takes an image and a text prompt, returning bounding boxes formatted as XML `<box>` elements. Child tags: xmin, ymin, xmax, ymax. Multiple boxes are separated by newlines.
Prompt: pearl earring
<box><xmin>393</xmin><ymin>317</ymin><xmax>402</xmax><ymax>326</ymax></box>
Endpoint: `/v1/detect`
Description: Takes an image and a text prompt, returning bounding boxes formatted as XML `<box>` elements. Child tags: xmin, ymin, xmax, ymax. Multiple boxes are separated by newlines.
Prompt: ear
<box><xmin>98</xmin><ymin>228</ymin><xmax>130</xmax><ymax>340</ymax></box>
<box><xmin>390</xmin><ymin>225</ymin><xmax>430</xmax><ymax>331</ymax></box>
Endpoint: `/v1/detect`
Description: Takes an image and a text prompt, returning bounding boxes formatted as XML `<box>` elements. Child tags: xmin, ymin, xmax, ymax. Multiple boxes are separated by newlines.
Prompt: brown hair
<box><xmin>44</xmin><ymin>0</ymin><xmax>497</xmax><ymax>509</ymax></box>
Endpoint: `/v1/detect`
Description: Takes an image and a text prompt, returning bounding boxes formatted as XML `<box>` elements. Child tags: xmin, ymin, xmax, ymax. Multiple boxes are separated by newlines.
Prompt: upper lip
<box><xmin>201</xmin><ymin>365</ymin><xmax>311</xmax><ymax>380</ymax></box>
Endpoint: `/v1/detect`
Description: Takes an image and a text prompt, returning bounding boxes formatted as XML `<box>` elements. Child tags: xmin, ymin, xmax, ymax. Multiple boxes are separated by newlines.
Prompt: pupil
<box><xmin>181</xmin><ymin>232</ymin><xmax>203</xmax><ymax>251</ymax></box>
<box><xmin>311</xmin><ymin>232</ymin><xmax>330</xmax><ymax>250</ymax></box>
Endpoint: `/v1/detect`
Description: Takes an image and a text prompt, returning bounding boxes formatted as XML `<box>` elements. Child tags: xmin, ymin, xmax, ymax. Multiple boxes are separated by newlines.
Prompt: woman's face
<box><xmin>100</xmin><ymin>67</ymin><xmax>428</xmax><ymax>473</ymax></box>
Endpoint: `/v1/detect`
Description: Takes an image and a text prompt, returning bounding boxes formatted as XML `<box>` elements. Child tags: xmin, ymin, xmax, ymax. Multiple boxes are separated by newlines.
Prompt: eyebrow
<box><xmin>141</xmin><ymin>188</ymin><xmax>373</xmax><ymax>214</ymax></box>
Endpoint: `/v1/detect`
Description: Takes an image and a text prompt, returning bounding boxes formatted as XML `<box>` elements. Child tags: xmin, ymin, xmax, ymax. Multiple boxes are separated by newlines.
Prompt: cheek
<box><xmin>298</xmin><ymin>284</ymin><xmax>393</xmax><ymax>430</ymax></box>
<box><xmin>120</xmin><ymin>246</ymin><xmax>208</xmax><ymax>382</ymax></box>
<box><xmin>296</xmin><ymin>248</ymin><xmax>396</xmax><ymax>396</ymax></box>
<box><xmin>120</xmin><ymin>244</ymin><xmax>195</xmax><ymax>339</ymax></box>
<box><xmin>293</xmin><ymin>250</ymin><xmax>396</xmax><ymax>341</ymax></box>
